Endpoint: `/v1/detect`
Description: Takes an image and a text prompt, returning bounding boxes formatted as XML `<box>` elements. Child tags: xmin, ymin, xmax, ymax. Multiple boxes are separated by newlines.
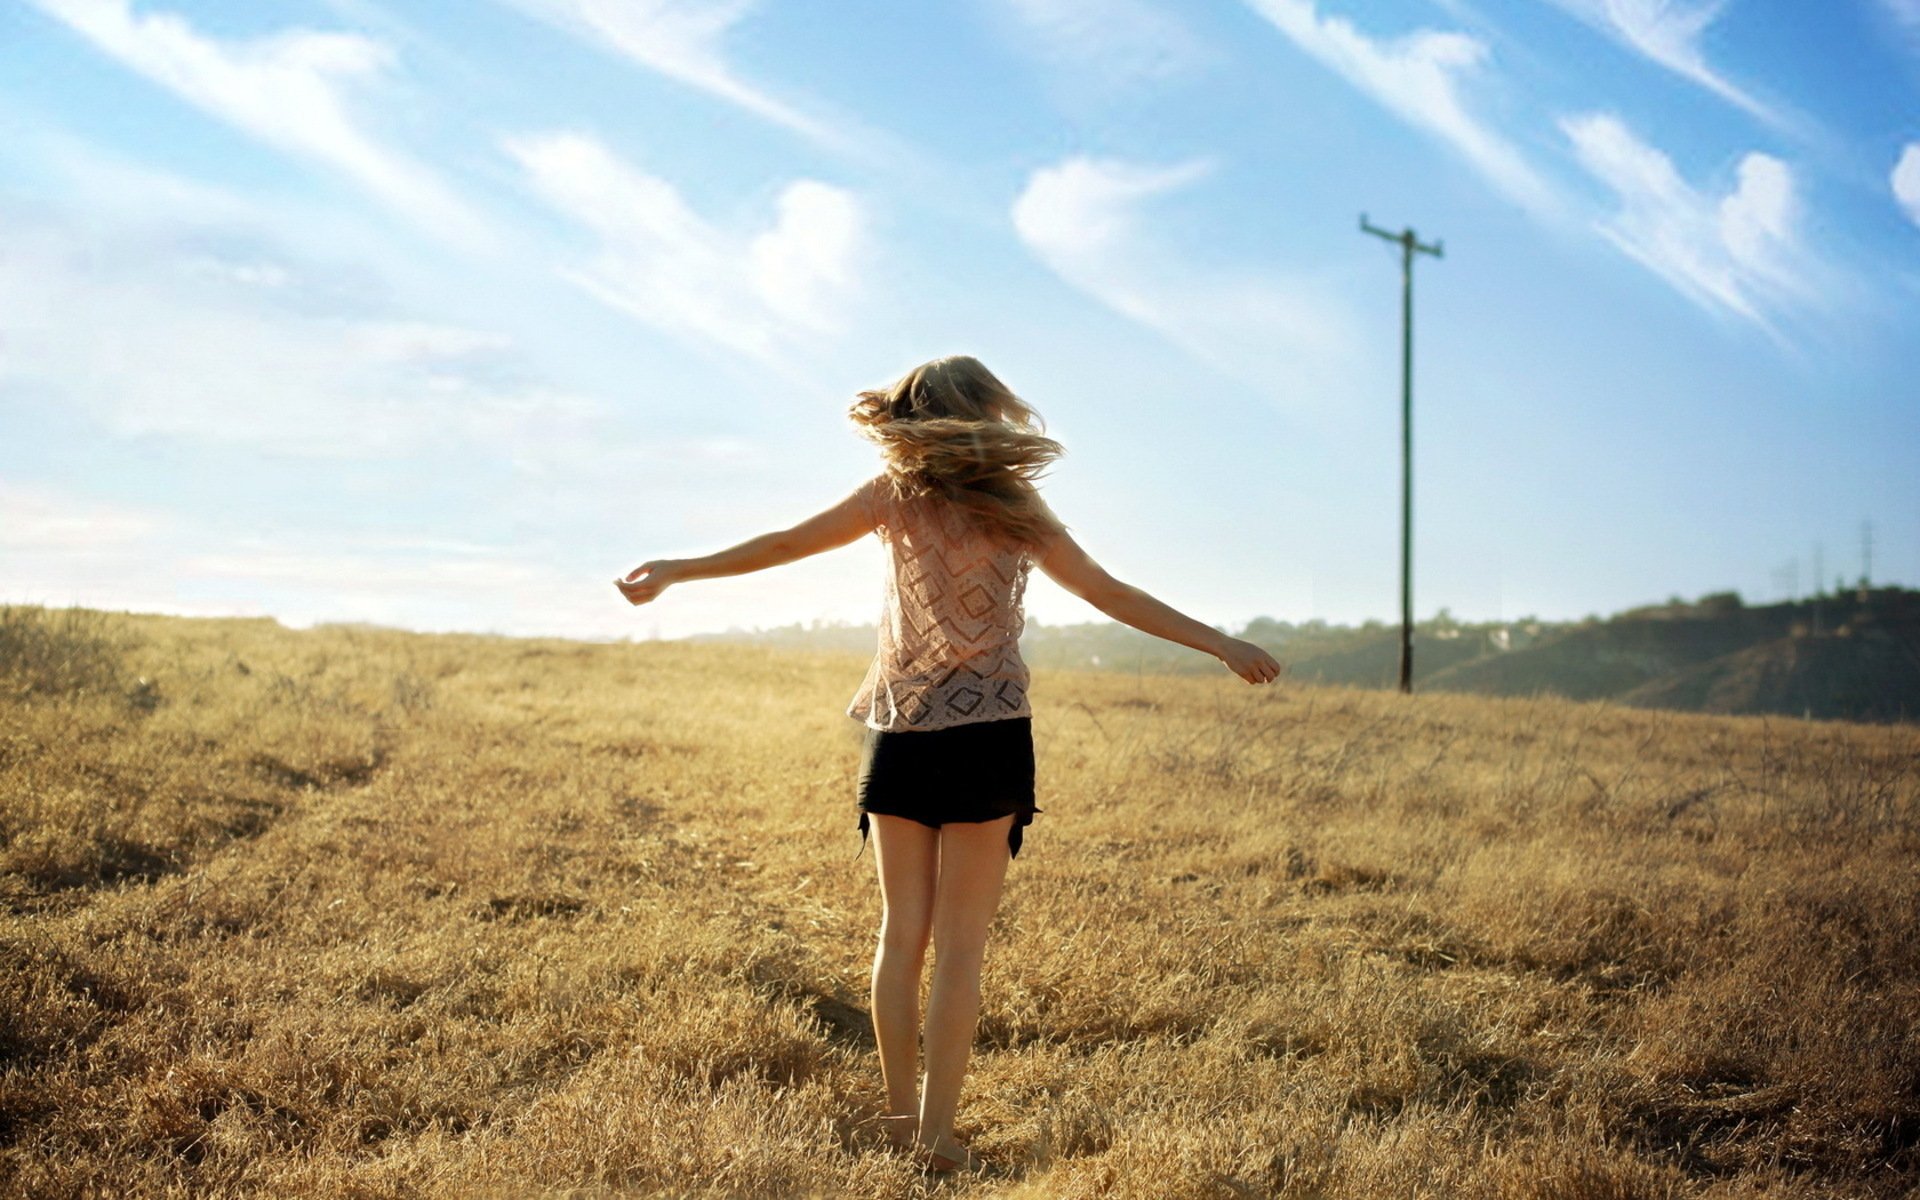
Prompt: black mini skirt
<box><xmin>855</xmin><ymin>716</ymin><xmax>1041</xmax><ymax>861</ymax></box>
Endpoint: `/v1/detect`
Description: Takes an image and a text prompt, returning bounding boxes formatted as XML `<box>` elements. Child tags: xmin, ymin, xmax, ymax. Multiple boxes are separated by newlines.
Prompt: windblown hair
<box><xmin>849</xmin><ymin>355</ymin><xmax>1067</xmax><ymax>550</ymax></box>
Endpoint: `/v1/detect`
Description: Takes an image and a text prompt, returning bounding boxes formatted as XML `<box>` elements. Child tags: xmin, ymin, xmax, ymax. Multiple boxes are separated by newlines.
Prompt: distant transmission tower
<box><xmin>1812</xmin><ymin>541</ymin><xmax>1824</xmax><ymax>634</ymax></box>
<box><xmin>1860</xmin><ymin>519</ymin><xmax>1874</xmax><ymax>589</ymax></box>
<box><xmin>1771</xmin><ymin>561</ymin><xmax>1798</xmax><ymax>604</ymax></box>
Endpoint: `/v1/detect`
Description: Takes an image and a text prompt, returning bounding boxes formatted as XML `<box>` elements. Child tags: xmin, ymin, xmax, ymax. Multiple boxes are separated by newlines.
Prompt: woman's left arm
<box><xmin>614</xmin><ymin>481</ymin><xmax>877</xmax><ymax>607</ymax></box>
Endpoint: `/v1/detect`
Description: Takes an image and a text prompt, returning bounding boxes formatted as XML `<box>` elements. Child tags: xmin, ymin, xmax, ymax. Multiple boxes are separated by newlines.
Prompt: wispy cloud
<box><xmin>185</xmin><ymin>545</ymin><xmax>545</xmax><ymax>595</ymax></box>
<box><xmin>1894</xmin><ymin>143</ymin><xmax>1920</xmax><ymax>229</ymax></box>
<box><xmin>24</xmin><ymin>0</ymin><xmax>491</xmax><ymax>247</ymax></box>
<box><xmin>1538</xmin><ymin>0</ymin><xmax>1782</xmax><ymax>127</ymax></box>
<box><xmin>497</xmin><ymin>0</ymin><xmax>844</xmax><ymax>148</ymax></box>
<box><xmin>503</xmin><ymin>130</ymin><xmax>866</xmax><ymax>364</ymax></box>
<box><xmin>0</xmin><ymin>484</ymin><xmax>590</xmax><ymax>635</ymax></box>
<box><xmin>1242</xmin><ymin>0</ymin><xmax>1559</xmax><ymax>218</ymax></box>
<box><xmin>0</xmin><ymin>203</ymin><xmax>606</xmax><ymax>459</ymax></box>
<box><xmin>1559</xmin><ymin>111</ymin><xmax>1819</xmax><ymax>337</ymax></box>
<box><xmin>0</xmin><ymin>482</ymin><xmax>161</xmax><ymax>551</ymax></box>
<box><xmin>0</xmin><ymin>478</ymin><xmax>864</xmax><ymax>639</ymax></box>
<box><xmin>1012</xmin><ymin>155</ymin><xmax>1358</xmax><ymax>402</ymax></box>
<box><xmin>992</xmin><ymin>0</ymin><xmax>1213</xmax><ymax>94</ymax></box>
<box><xmin>0</xmin><ymin>123</ymin><xmax>823</xmax><ymax>637</ymax></box>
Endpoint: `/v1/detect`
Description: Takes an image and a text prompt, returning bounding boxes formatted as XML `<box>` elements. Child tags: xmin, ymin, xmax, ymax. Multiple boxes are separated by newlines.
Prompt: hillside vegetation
<box><xmin>3</xmin><ymin>605</ymin><xmax>1917</xmax><ymax>1198</ymax></box>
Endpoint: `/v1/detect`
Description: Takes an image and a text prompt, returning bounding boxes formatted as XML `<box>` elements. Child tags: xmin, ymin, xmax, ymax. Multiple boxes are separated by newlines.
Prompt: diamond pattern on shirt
<box><xmin>847</xmin><ymin>476</ymin><xmax>1037</xmax><ymax>732</ymax></box>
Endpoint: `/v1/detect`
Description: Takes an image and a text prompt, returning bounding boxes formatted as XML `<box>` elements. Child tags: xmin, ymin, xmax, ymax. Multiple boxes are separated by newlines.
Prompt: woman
<box><xmin>614</xmin><ymin>355</ymin><xmax>1284</xmax><ymax>1175</ymax></box>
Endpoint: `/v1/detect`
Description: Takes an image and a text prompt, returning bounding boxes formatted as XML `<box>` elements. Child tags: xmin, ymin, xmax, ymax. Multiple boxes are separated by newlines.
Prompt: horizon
<box><xmin>13</xmin><ymin>580</ymin><xmax>1906</xmax><ymax>649</ymax></box>
<box><xmin>2</xmin><ymin>1</ymin><xmax>1916</xmax><ymax>641</ymax></box>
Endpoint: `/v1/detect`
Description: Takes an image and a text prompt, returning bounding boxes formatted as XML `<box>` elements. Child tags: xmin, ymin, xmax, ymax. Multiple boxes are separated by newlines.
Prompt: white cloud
<box><xmin>1538</xmin><ymin>0</ymin><xmax>1780</xmax><ymax>126</ymax></box>
<box><xmin>0</xmin><ymin>205</ymin><xmax>608</xmax><ymax>458</ymax></box>
<box><xmin>995</xmin><ymin>0</ymin><xmax>1211</xmax><ymax>90</ymax></box>
<box><xmin>748</xmin><ymin>181</ymin><xmax>864</xmax><ymax>333</ymax></box>
<box><xmin>1012</xmin><ymin>155</ymin><xmax>1358</xmax><ymax>402</ymax></box>
<box><xmin>0</xmin><ymin>484</ymin><xmax>871</xmax><ymax>641</ymax></box>
<box><xmin>344</xmin><ymin>320</ymin><xmax>517</xmax><ymax>362</ymax></box>
<box><xmin>1560</xmin><ymin>111</ymin><xmax>1817</xmax><ymax>333</ymax></box>
<box><xmin>24</xmin><ymin>0</ymin><xmax>490</xmax><ymax>245</ymax></box>
<box><xmin>0</xmin><ymin>498</ymin><xmax>592</xmax><ymax>636</ymax></box>
<box><xmin>1717</xmin><ymin>153</ymin><xmax>1792</xmax><ymax>262</ymax></box>
<box><xmin>1894</xmin><ymin>143</ymin><xmax>1920</xmax><ymax>229</ymax></box>
<box><xmin>0</xmin><ymin>112</ymin><xmax>423</xmax><ymax>275</ymax></box>
<box><xmin>1242</xmin><ymin>0</ymin><xmax>1559</xmax><ymax>217</ymax></box>
<box><xmin>0</xmin><ymin>482</ymin><xmax>161</xmax><ymax>551</ymax></box>
<box><xmin>185</xmin><ymin>545</ymin><xmax>543</xmax><ymax>593</ymax></box>
<box><xmin>503</xmin><ymin>130</ymin><xmax>867</xmax><ymax>362</ymax></box>
<box><xmin>497</xmin><ymin>0</ymin><xmax>840</xmax><ymax>148</ymax></box>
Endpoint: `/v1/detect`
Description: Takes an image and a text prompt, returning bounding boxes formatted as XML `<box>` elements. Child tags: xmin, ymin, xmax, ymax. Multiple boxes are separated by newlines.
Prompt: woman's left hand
<box><xmin>614</xmin><ymin>560</ymin><xmax>681</xmax><ymax>606</ymax></box>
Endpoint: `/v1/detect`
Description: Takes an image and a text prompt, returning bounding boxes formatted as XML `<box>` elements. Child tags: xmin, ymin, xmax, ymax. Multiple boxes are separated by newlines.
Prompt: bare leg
<box><xmin>869</xmin><ymin>813</ymin><xmax>937</xmax><ymax>1143</ymax></box>
<box><xmin>917</xmin><ymin>813</ymin><xmax>1015</xmax><ymax>1159</ymax></box>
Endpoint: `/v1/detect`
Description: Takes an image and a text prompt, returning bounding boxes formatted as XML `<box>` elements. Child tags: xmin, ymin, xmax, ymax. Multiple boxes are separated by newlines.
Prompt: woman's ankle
<box><xmin>877</xmin><ymin>1113</ymin><xmax>918</xmax><ymax>1147</ymax></box>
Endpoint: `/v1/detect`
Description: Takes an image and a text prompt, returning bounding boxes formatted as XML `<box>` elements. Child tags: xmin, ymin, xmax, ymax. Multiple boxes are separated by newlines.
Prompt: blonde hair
<box><xmin>849</xmin><ymin>355</ymin><xmax>1067</xmax><ymax>550</ymax></box>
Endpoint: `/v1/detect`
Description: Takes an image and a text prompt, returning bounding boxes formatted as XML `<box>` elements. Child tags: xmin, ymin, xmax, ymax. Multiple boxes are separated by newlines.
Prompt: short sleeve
<box><xmin>1027</xmin><ymin>489</ymin><xmax>1065</xmax><ymax>557</ymax></box>
<box><xmin>857</xmin><ymin>474</ymin><xmax>890</xmax><ymax>542</ymax></box>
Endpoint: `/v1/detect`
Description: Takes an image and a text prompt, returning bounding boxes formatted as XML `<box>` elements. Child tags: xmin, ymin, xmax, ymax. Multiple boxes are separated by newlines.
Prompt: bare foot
<box><xmin>914</xmin><ymin>1133</ymin><xmax>986</xmax><ymax>1173</ymax></box>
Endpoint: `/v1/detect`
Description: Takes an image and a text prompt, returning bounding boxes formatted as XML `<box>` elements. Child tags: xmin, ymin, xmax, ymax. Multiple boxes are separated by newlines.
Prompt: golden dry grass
<box><xmin>2</xmin><ymin>605</ymin><xmax>1916</xmax><ymax>1198</ymax></box>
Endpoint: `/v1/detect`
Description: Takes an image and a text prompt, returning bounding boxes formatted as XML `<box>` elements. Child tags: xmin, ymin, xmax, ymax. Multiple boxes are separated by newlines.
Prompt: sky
<box><xmin>1</xmin><ymin>0</ymin><xmax>1916</xmax><ymax>641</ymax></box>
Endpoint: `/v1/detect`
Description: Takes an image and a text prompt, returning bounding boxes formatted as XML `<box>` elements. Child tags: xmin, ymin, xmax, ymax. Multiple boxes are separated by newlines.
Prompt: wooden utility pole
<box><xmin>1360</xmin><ymin>214</ymin><xmax>1443</xmax><ymax>694</ymax></box>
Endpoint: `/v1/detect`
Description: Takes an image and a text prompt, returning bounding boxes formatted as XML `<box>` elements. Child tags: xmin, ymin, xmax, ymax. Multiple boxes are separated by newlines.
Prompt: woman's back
<box><xmin>847</xmin><ymin>475</ymin><xmax>1035</xmax><ymax>731</ymax></box>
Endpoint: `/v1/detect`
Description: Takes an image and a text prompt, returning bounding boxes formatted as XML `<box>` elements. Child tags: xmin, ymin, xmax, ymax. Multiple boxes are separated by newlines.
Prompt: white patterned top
<box><xmin>846</xmin><ymin>474</ymin><xmax>1037</xmax><ymax>732</ymax></box>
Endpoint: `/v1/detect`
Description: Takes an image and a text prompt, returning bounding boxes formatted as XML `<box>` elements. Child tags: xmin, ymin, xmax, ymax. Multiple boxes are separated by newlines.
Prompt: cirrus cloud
<box><xmin>24</xmin><ymin>0</ymin><xmax>492</xmax><ymax>247</ymax></box>
<box><xmin>1560</xmin><ymin>111</ymin><xmax>1820</xmax><ymax>336</ymax></box>
<box><xmin>1535</xmin><ymin>0</ymin><xmax>1787</xmax><ymax>130</ymax></box>
<box><xmin>1242</xmin><ymin>0</ymin><xmax>1560</xmax><ymax>219</ymax></box>
<box><xmin>1012</xmin><ymin>155</ymin><xmax>1359</xmax><ymax>406</ymax></box>
<box><xmin>992</xmin><ymin>0</ymin><xmax>1213</xmax><ymax>94</ymax></box>
<box><xmin>496</xmin><ymin>0</ymin><xmax>849</xmax><ymax>151</ymax></box>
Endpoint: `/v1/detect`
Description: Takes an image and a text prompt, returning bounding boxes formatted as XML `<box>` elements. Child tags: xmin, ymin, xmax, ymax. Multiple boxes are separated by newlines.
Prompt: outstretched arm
<box><xmin>1035</xmin><ymin>524</ymin><xmax>1286</xmax><ymax>685</ymax></box>
<box><xmin>614</xmin><ymin>481</ymin><xmax>876</xmax><ymax>607</ymax></box>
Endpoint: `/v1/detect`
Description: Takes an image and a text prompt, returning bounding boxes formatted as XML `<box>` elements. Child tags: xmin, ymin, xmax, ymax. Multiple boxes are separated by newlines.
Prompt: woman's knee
<box><xmin>928</xmin><ymin>945</ymin><xmax>988</xmax><ymax>991</ymax></box>
<box><xmin>928</xmin><ymin>893</ymin><xmax>1006</xmax><ymax>969</ymax></box>
<box><xmin>878</xmin><ymin>914</ymin><xmax>931</xmax><ymax>961</ymax></box>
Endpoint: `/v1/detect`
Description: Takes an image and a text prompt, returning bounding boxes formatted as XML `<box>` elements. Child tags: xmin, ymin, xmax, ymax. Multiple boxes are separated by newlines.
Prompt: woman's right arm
<box><xmin>1034</xmin><ymin>525</ymin><xmax>1285</xmax><ymax>685</ymax></box>
<box><xmin>613</xmin><ymin>478</ymin><xmax>877</xmax><ymax>607</ymax></box>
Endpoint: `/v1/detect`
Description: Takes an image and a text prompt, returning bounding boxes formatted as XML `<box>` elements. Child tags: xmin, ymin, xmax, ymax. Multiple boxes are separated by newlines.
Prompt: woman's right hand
<box><xmin>1218</xmin><ymin>637</ymin><xmax>1286</xmax><ymax>685</ymax></box>
<box><xmin>614</xmin><ymin>560</ymin><xmax>681</xmax><ymax>606</ymax></box>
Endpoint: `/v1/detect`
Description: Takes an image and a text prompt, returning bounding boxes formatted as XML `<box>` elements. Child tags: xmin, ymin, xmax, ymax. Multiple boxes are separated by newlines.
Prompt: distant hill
<box><xmin>1418</xmin><ymin>588</ymin><xmax>1918</xmax><ymax>724</ymax></box>
<box><xmin>1272</xmin><ymin>626</ymin><xmax>1496</xmax><ymax>690</ymax></box>
<box><xmin>1611</xmin><ymin>626</ymin><xmax>1919</xmax><ymax>722</ymax></box>
<box><xmin>1417</xmin><ymin>606</ymin><xmax>1773</xmax><ymax>701</ymax></box>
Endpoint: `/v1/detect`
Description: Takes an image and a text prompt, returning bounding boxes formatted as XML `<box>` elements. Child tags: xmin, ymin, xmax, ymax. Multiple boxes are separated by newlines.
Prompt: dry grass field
<box><xmin>2</xmin><ymin>604</ymin><xmax>1917</xmax><ymax>1199</ymax></box>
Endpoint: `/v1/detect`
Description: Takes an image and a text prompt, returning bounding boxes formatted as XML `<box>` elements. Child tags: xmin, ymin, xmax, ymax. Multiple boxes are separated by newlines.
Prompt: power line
<box><xmin>1359</xmin><ymin>214</ymin><xmax>1442</xmax><ymax>695</ymax></box>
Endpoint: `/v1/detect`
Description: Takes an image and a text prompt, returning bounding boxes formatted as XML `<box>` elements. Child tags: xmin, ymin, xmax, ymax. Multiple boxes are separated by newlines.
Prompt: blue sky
<box><xmin>2</xmin><ymin>0</ymin><xmax>1915</xmax><ymax>640</ymax></box>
